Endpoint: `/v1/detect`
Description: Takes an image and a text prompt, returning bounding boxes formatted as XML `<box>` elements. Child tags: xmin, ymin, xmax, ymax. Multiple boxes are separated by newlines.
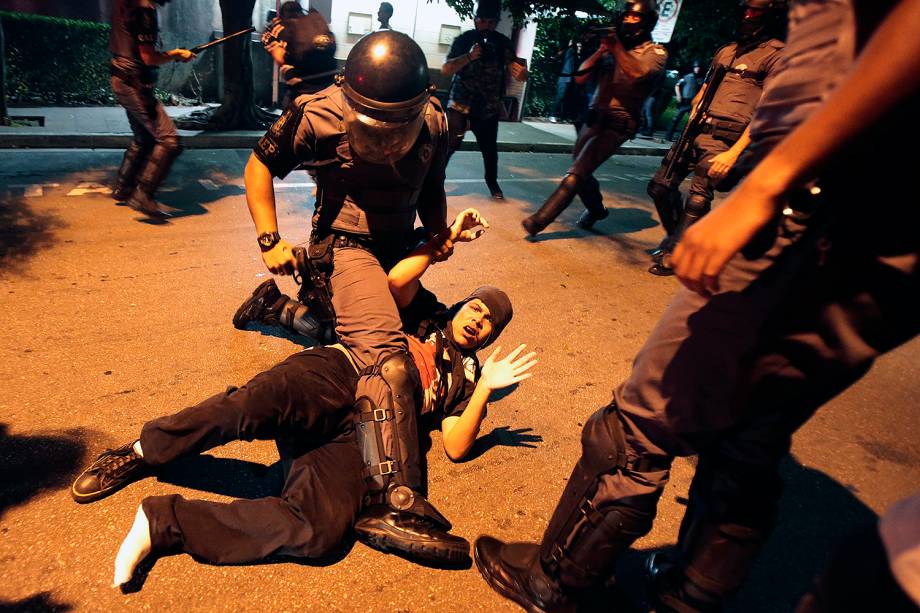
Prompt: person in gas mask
<box><xmin>521</xmin><ymin>1</ymin><xmax>667</xmax><ymax>236</ymax></box>
<box><xmin>474</xmin><ymin>0</ymin><xmax>920</xmax><ymax>610</ymax></box>
<box><xmin>109</xmin><ymin>0</ymin><xmax>195</xmax><ymax>219</ymax></box>
<box><xmin>236</xmin><ymin>30</ymin><xmax>466</xmax><ymax>563</ymax></box>
<box><xmin>647</xmin><ymin>0</ymin><xmax>786</xmax><ymax>276</ymax></box>
<box><xmin>441</xmin><ymin>0</ymin><xmax>529</xmax><ymax>200</ymax></box>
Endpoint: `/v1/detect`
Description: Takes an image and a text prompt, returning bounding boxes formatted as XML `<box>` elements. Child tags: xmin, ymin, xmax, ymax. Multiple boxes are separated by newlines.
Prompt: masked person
<box><xmin>109</xmin><ymin>0</ymin><xmax>195</xmax><ymax>219</ymax></box>
<box><xmin>474</xmin><ymin>0</ymin><xmax>920</xmax><ymax>610</ymax></box>
<box><xmin>238</xmin><ymin>29</ymin><xmax>474</xmax><ymax>562</ymax></box>
<box><xmin>441</xmin><ymin>0</ymin><xmax>529</xmax><ymax>200</ymax></box>
<box><xmin>665</xmin><ymin>60</ymin><xmax>703</xmax><ymax>141</ymax></box>
<box><xmin>261</xmin><ymin>2</ymin><xmax>337</xmax><ymax>108</ymax></box>
<box><xmin>70</xmin><ymin>210</ymin><xmax>536</xmax><ymax>586</ymax></box>
<box><xmin>521</xmin><ymin>1</ymin><xmax>666</xmax><ymax>236</ymax></box>
<box><xmin>647</xmin><ymin>0</ymin><xmax>786</xmax><ymax>276</ymax></box>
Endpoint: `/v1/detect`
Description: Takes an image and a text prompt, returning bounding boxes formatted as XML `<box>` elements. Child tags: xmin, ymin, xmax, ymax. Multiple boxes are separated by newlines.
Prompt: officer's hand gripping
<box><xmin>261</xmin><ymin>239</ymin><xmax>296</xmax><ymax>276</ymax></box>
<box><xmin>167</xmin><ymin>48</ymin><xmax>196</xmax><ymax>63</ymax></box>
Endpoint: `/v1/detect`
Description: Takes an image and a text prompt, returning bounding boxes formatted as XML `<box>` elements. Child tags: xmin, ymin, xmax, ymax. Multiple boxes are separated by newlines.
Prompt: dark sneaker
<box><xmin>354</xmin><ymin>505</ymin><xmax>470</xmax><ymax>564</ymax></box>
<box><xmin>233</xmin><ymin>279</ymin><xmax>283</xmax><ymax>329</ymax></box>
<box><xmin>71</xmin><ymin>442</ymin><xmax>150</xmax><ymax>503</ymax></box>
<box><xmin>575</xmin><ymin>207</ymin><xmax>609</xmax><ymax>230</ymax></box>
<box><xmin>474</xmin><ymin>535</ymin><xmax>574</xmax><ymax>612</ymax></box>
<box><xmin>486</xmin><ymin>179</ymin><xmax>505</xmax><ymax>200</ymax></box>
<box><xmin>648</xmin><ymin>251</ymin><xmax>675</xmax><ymax>276</ymax></box>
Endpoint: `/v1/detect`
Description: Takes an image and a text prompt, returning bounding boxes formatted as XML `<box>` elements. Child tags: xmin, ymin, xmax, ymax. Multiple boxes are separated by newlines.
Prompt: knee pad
<box><xmin>684</xmin><ymin>194</ymin><xmax>712</xmax><ymax>217</ymax></box>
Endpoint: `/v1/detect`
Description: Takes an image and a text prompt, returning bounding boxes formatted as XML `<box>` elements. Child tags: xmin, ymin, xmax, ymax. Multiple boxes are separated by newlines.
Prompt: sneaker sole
<box><xmin>356</xmin><ymin>524</ymin><xmax>469</xmax><ymax>563</ymax></box>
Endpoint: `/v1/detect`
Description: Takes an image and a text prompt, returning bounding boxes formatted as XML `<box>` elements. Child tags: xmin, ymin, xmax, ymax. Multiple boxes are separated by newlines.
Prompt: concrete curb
<box><xmin>0</xmin><ymin>132</ymin><xmax>667</xmax><ymax>156</ymax></box>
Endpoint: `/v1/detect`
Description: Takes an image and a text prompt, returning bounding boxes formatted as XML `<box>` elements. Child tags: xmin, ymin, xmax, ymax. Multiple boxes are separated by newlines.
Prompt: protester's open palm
<box><xmin>480</xmin><ymin>344</ymin><xmax>537</xmax><ymax>391</ymax></box>
<box><xmin>450</xmin><ymin>208</ymin><xmax>490</xmax><ymax>242</ymax></box>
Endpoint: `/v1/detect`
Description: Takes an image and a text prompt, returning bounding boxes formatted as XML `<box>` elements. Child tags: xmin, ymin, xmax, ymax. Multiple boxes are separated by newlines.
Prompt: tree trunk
<box><xmin>0</xmin><ymin>17</ymin><xmax>9</xmax><ymax>126</ymax></box>
<box><xmin>176</xmin><ymin>0</ymin><xmax>275</xmax><ymax>130</ymax></box>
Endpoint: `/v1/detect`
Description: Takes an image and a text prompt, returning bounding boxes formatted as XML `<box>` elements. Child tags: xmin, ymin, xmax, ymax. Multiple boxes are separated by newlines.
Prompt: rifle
<box><xmin>659</xmin><ymin>63</ymin><xmax>729</xmax><ymax>189</ymax></box>
<box><xmin>184</xmin><ymin>27</ymin><xmax>255</xmax><ymax>55</ymax></box>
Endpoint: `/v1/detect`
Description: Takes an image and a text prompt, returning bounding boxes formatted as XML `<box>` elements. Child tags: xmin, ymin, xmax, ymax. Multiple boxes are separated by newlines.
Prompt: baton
<box><xmin>186</xmin><ymin>27</ymin><xmax>255</xmax><ymax>54</ymax></box>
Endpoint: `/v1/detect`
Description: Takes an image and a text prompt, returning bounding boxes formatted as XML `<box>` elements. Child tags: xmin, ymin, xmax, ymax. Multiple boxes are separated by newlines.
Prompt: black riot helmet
<box><xmin>618</xmin><ymin>0</ymin><xmax>658</xmax><ymax>48</ymax></box>
<box><xmin>738</xmin><ymin>0</ymin><xmax>788</xmax><ymax>44</ymax></box>
<box><xmin>340</xmin><ymin>30</ymin><xmax>433</xmax><ymax>165</ymax></box>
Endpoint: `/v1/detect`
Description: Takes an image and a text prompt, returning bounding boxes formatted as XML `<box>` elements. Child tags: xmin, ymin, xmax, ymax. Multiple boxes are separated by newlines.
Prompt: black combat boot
<box><xmin>355</xmin><ymin>492</ymin><xmax>470</xmax><ymax>564</ymax></box>
<box><xmin>522</xmin><ymin>174</ymin><xmax>581</xmax><ymax>236</ymax></box>
<box><xmin>475</xmin><ymin>536</ymin><xmax>575</xmax><ymax>612</ymax></box>
<box><xmin>648</xmin><ymin>194</ymin><xmax>710</xmax><ymax>276</ymax></box>
<box><xmin>486</xmin><ymin>177</ymin><xmax>505</xmax><ymax>200</ymax></box>
<box><xmin>71</xmin><ymin>441</ymin><xmax>151</xmax><ymax>503</ymax></box>
<box><xmin>233</xmin><ymin>279</ymin><xmax>288</xmax><ymax>329</ymax></box>
<box><xmin>127</xmin><ymin>142</ymin><xmax>181</xmax><ymax>219</ymax></box>
<box><xmin>574</xmin><ymin>176</ymin><xmax>608</xmax><ymax>230</ymax></box>
<box><xmin>112</xmin><ymin>141</ymin><xmax>150</xmax><ymax>201</ymax></box>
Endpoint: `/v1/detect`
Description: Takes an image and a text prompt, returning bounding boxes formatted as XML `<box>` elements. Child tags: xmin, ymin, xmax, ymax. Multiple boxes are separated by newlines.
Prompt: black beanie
<box><xmin>461</xmin><ymin>285</ymin><xmax>512</xmax><ymax>349</ymax></box>
<box><xmin>475</xmin><ymin>0</ymin><xmax>501</xmax><ymax>19</ymax></box>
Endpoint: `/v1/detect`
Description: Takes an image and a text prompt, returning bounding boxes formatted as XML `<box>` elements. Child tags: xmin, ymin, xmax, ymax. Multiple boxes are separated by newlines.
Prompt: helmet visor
<box><xmin>343</xmin><ymin>94</ymin><xmax>426</xmax><ymax>165</ymax></box>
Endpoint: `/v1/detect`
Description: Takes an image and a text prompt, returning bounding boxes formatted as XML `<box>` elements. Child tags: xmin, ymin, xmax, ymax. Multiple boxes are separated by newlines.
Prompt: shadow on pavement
<box><xmin>0</xmin><ymin>196</ymin><xmax>64</xmax><ymax>274</ymax></box>
<box><xmin>581</xmin><ymin>455</ymin><xmax>878</xmax><ymax>612</ymax></box>
<box><xmin>237</xmin><ymin>322</ymin><xmax>321</xmax><ymax>349</ymax></box>
<box><xmin>0</xmin><ymin>591</ymin><xmax>73</xmax><ymax>612</ymax></box>
<box><xmin>460</xmin><ymin>426</ymin><xmax>543</xmax><ymax>463</ymax></box>
<box><xmin>157</xmin><ymin>455</ymin><xmax>284</xmax><ymax>500</ymax></box>
<box><xmin>0</xmin><ymin>423</ymin><xmax>89</xmax><ymax>519</ymax></box>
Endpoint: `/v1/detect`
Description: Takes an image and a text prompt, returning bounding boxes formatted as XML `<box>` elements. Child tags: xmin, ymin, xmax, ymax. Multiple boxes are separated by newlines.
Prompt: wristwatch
<box><xmin>257</xmin><ymin>231</ymin><xmax>281</xmax><ymax>252</ymax></box>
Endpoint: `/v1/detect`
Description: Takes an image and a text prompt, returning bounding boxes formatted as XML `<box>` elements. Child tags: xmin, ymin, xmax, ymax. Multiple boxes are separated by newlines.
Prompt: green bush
<box><xmin>1</xmin><ymin>11</ymin><xmax>114</xmax><ymax>105</ymax></box>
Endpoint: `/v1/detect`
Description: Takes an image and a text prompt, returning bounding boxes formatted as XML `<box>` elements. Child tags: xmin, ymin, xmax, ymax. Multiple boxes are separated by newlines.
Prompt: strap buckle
<box><xmin>373</xmin><ymin>408</ymin><xmax>390</xmax><ymax>422</ymax></box>
<box><xmin>376</xmin><ymin>460</ymin><xmax>397</xmax><ymax>476</ymax></box>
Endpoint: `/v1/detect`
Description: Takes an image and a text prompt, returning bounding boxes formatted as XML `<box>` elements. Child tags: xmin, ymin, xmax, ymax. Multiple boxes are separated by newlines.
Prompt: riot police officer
<box><xmin>474</xmin><ymin>0</ymin><xmax>920</xmax><ymax>610</ymax></box>
<box><xmin>521</xmin><ymin>0</ymin><xmax>667</xmax><ymax>236</ymax></box>
<box><xmin>109</xmin><ymin>0</ymin><xmax>194</xmax><ymax>219</ymax></box>
<box><xmin>261</xmin><ymin>2</ymin><xmax>338</xmax><ymax>107</ymax></box>
<box><xmin>647</xmin><ymin>0</ymin><xmax>785</xmax><ymax>276</ymax></box>
<box><xmin>242</xmin><ymin>30</ymin><xmax>466</xmax><ymax>563</ymax></box>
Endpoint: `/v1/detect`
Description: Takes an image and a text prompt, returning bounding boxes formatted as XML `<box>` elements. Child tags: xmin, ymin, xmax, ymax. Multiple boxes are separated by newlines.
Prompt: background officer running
<box><xmin>109</xmin><ymin>0</ymin><xmax>194</xmax><ymax>219</ymax></box>
<box><xmin>521</xmin><ymin>0</ymin><xmax>667</xmax><ymax>236</ymax></box>
<box><xmin>241</xmin><ymin>30</ymin><xmax>466</xmax><ymax>562</ymax></box>
<box><xmin>647</xmin><ymin>0</ymin><xmax>786</xmax><ymax>276</ymax></box>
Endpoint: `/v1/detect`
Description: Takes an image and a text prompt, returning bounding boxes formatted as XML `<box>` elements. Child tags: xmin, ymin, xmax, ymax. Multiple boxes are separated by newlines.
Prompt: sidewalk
<box><xmin>0</xmin><ymin>106</ymin><xmax>670</xmax><ymax>155</ymax></box>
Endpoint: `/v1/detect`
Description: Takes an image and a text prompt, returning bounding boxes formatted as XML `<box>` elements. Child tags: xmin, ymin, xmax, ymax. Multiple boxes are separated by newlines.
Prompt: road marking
<box><xmin>270</xmin><ymin>175</ymin><xmax>644</xmax><ymax>191</ymax></box>
<box><xmin>199</xmin><ymin>179</ymin><xmax>220</xmax><ymax>191</ymax></box>
<box><xmin>66</xmin><ymin>182</ymin><xmax>110</xmax><ymax>196</ymax></box>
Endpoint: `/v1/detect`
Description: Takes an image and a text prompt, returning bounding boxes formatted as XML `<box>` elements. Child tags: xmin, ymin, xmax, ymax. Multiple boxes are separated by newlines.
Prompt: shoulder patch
<box><xmin>654</xmin><ymin>46</ymin><xmax>666</xmax><ymax>55</ymax></box>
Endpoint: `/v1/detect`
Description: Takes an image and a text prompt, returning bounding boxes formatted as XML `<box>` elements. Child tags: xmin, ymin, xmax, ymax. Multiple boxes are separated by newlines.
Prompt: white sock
<box><xmin>112</xmin><ymin>505</ymin><xmax>152</xmax><ymax>588</ymax></box>
<box><xmin>132</xmin><ymin>440</ymin><xmax>144</xmax><ymax>458</ymax></box>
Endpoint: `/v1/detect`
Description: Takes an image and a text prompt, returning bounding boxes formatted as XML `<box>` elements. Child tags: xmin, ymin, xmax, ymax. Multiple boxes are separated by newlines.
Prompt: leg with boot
<box><xmin>233</xmin><ymin>278</ymin><xmax>333</xmax><ymax>343</ymax></box>
<box><xmin>328</xmin><ymin>246</ymin><xmax>469</xmax><ymax>562</ymax></box>
<box><xmin>72</xmin><ymin>347</ymin><xmax>360</xmax><ymax>503</ymax></box>
<box><xmin>522</xmin><ymin>123</ymin><xmax>627</xmax><ymax>236</ymax></box>
<box><xmin>110</xmin><ymin>75</ymin><xmax>182</xmax><ymax>220</ymax></box>
<box><xmin>475</xmin><ymin>401</ymin><xmax>670</xmax><ymax>611</ymax></box>
<box><xmin>574</xmin><ymin>175</ymin><xmax>609</xmax><ymax>230</ymax></box>
<box><xmin>112</xmin><ymin>138</ymin><xmax>152</xmax><ymax>202</ymax></box>
<box><xmin>470</xmin><ymin>115</ymin><xmax>503</xmax><ymax>199</ymax></box>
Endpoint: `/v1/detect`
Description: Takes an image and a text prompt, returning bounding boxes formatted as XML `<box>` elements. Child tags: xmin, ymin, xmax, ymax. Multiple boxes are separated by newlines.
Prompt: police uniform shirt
<box><xmin>706</xmin><ymin>38</ymin><xmax>785</xmax><ymax>125</ymax></box>
<box><xmin>253</xmin><ymin>86</ymin><xmax>448</xmax><ymax>237</ymax></box>
<box><xmin>109</xmin><ymin>0</ymin><xmax>158</xmax><ymax>74</ymax></box>
<box><xmin>591</xmin><ymin>40</ymin><xmax>668</xmax><ymax>120</ymax></box>
<box><xmin>446</xmin><ymin>29</ymin><xmax>516</xmax><ymax>119</ymax></box>
<box><xmin>400</xmin><ymin>285</ymin><xmax>479</xmax><ymax>419</ymax></box>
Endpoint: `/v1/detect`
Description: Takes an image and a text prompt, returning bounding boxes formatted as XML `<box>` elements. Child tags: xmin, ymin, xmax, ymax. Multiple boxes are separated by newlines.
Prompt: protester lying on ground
<box><xmin>70</xmin><ymin>208</ymin><xmax>538</xmax><ymax>587</ymax></box>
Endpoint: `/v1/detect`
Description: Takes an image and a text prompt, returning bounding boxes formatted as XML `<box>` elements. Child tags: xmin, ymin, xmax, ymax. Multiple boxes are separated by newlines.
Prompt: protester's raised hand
<box><xmin>480</xmin><ymin>344</ymin><xmax>537</xmax><ymax>391</ymax></box>
<box><xmin>450</xmin><ymin>208</ymin><xmax>490</xmax><ymax>242</ymax></box>
<box><xmin>468</xmin><ymin>43</ymin><xmax>483</xmax><ymax>61</ymax></box>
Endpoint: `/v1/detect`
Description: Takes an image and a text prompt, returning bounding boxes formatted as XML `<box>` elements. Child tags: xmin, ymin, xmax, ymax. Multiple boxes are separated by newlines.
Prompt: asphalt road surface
<box><xmin>1</xmin><ymin>149</ymin><xmax>918</xmax><ymax>612</ymax></box>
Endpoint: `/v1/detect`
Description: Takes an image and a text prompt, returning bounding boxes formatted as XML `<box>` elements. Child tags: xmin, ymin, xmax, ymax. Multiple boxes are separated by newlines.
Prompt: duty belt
<box><xmin>700</xmin><ymin>117</ymin><xmax>746</xmax><ymax>140</ymax></box>
<box><xmin>331</xmin><ymin>233</ymin><xmax>373</xmax><ymax>251</ymax></box>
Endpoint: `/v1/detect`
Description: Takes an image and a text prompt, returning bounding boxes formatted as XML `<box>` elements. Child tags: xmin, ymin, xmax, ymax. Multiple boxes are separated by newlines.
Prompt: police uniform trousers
<box><xmin>555</xmin><ymin>188</ymin><xmax>920</xmax><ymax>596</ymax></box>
<box><xmin>568</xmin><ymin>116</ymin><xmax>630</xmax><ymax>214</ymax></box>
<box><xmin>138</xmin><ymin>347</ymin><xmax>366</xmax><ymax>564</ymax></box>
<box><xmin>111</xmin><ymin>74</ymin><xmax>179</xmax><ymax>154</ymax></box>
<box><xmin>447</xmin><ymin>109</ymin><xmax>500</xmax><ymax>185</ymax></box>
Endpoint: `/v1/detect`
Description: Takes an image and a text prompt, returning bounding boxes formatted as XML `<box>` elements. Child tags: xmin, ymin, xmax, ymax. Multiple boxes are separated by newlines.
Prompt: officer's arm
<box><xmin>574</xmin><ymin>45</ymin><xmax>606</xmax><ymax>85</ymax></box>
<box><xmin>269</xmin><ymin>47</ymin><xmax>286</xmax><ymax>66</ymax></box>
<box><xmin>244</xmin><ymin>154</ymin><xmax>295</xmax><ymax>275</ymax></box>
<box><xmin>606</xmin><ymin>37</ymin><xmax>647</xmax><ymax>80</ymax></box>
<box><xmin>674</xmin><ymin>0</ymin><xmax>920</xmax><ymax>295</ymax></box>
